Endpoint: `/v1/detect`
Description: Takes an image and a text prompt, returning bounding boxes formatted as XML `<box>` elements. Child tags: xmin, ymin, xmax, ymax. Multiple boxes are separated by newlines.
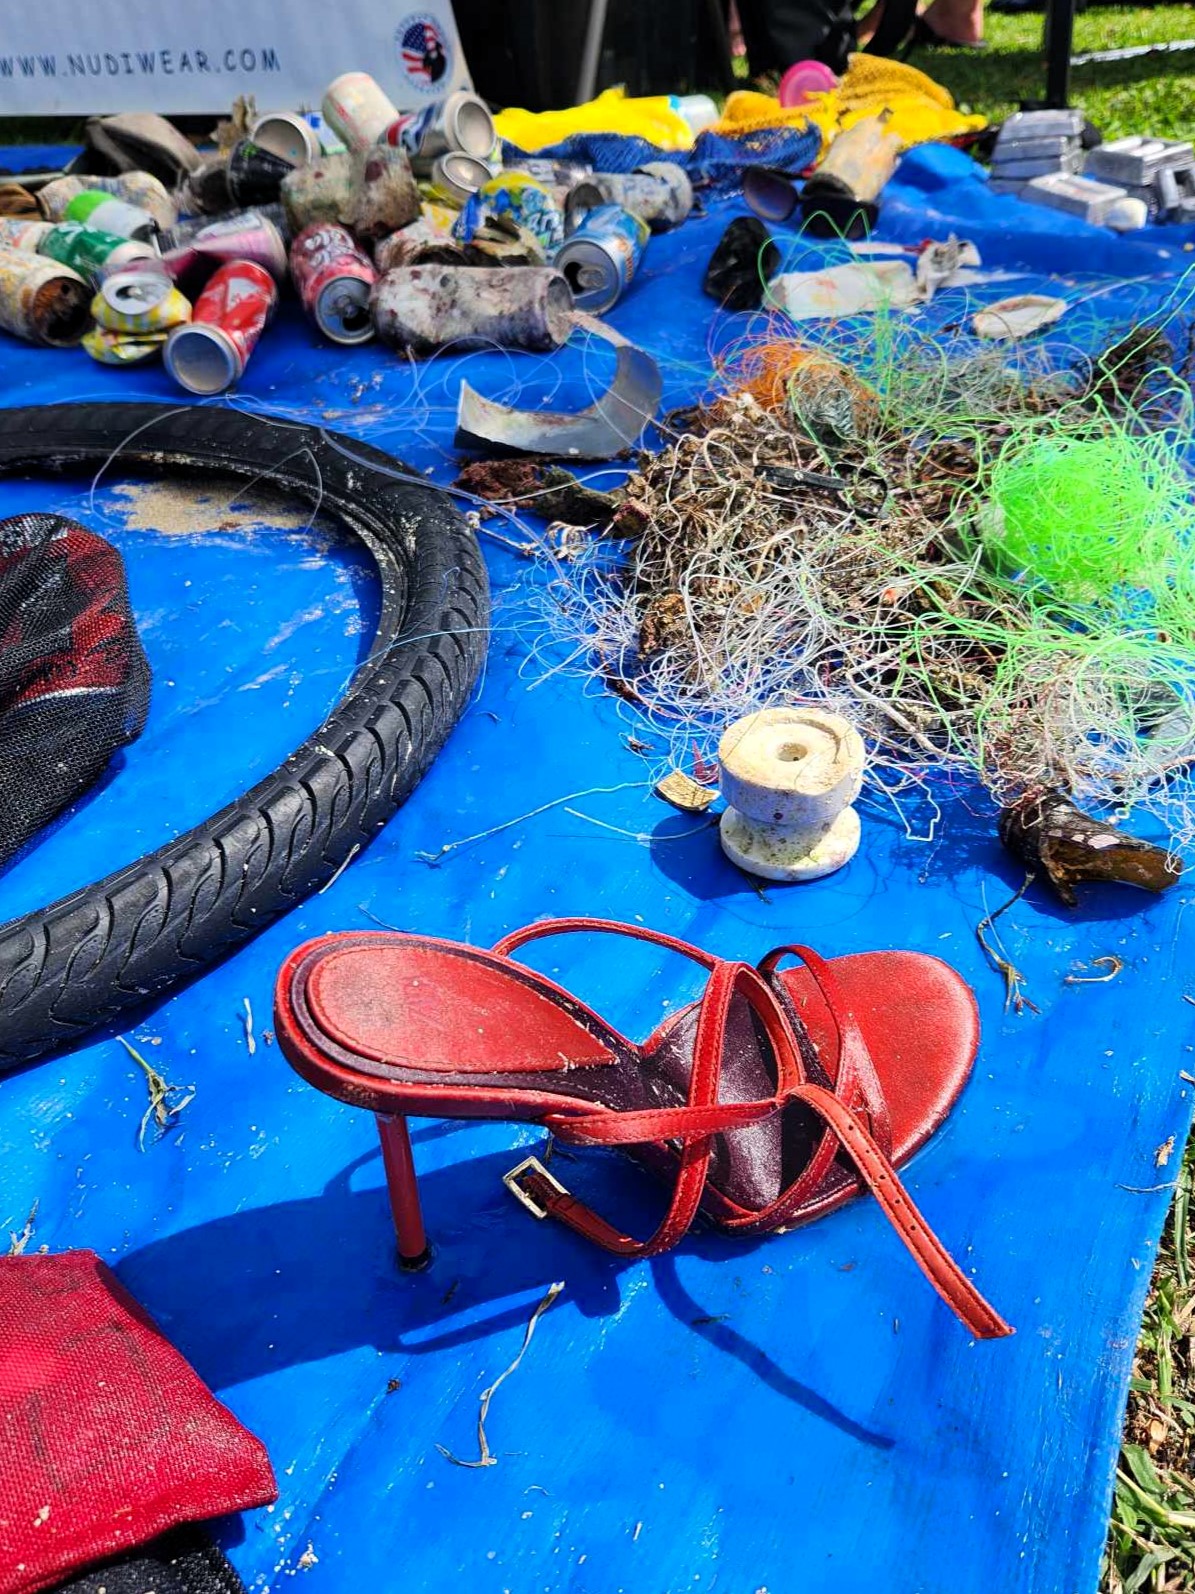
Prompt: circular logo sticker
<box><xmin>395</xmin><ymin>13</ymin><xmax>452</xmax><ymax>93</ymax></box>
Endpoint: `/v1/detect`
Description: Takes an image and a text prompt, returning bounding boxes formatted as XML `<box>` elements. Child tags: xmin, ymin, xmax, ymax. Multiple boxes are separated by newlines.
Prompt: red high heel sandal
<box><xmin>274</xmin><ymin>918</ymin><xmax>1012</xmax><ymax>1339</ymax></box>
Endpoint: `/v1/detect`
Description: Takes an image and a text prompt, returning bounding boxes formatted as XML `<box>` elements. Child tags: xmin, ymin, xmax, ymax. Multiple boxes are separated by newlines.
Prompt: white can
<box><xmin>251</xmin><ymin>112</ymin><xmax>323</xmax><ymax>168</ymax></box>
<box><xmin>322</xmin><ymin>72</ymin><xmax>401</xmax><ymax>155</ymax></box>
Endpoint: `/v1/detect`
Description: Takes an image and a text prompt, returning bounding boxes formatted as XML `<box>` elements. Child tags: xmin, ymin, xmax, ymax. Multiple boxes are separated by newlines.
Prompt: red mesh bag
<box><xmin>0</xmin><ymin>1252</ymin><xmax>276</xmax><ymax>1594</ymax></box>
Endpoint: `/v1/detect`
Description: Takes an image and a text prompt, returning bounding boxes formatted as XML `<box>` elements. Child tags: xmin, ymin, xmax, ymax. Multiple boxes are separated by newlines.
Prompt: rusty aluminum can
<box><xmin>322</xmin><ymin>72</ymin><xmax>401</xmax><ymax>156</ymax></box>
<box><xmin>374</xmin><ymin>219</ymin><xmax>468</xmax><ymax>271</ymax></box>
<box><xmin>0</xmin><ymin>218</ymin><xmax>52</xmax><ymax>251</ymax></box>
<box><xmin>226</xmin><ymin>140</ymin><xmax>295</xmax><ymax>208</ymax></box>
<box><xmin>587</xmin><ymin>163</ymin><xmax>694</xmax><ymax>231</ymax></box>
<box><xmin>371</xmin><ymin>265</ymin><xmax>573</xmax><ymax>359</ymax></box>
<box><xmin>290</xmin><ymin>224</ymin><xmax>377</xmax><ymax>345</ymax></box>
<box><xmin>37</xmin><ymin>223</ymin><xmax>156</xmax><ymax>285</ymax></box>
<box><xmin>507</xmin><ymin>158</ymin><xmax>594</xmax><ymax>188</ymax></box>
<box><xmin>251</xmin><ymin>112</ymin><xmax>322</xmax><ymax>168</ymax></box>
<box><xmin>0</xmin><ymin>246</ymin><xmax>90</xmax><ymax>346</ymax></box>
<box><xmin>164</xmin><ymin>259</ymin><xmax>277</xmax><ymax>394</ymax></box>
<box><xmin>352</xmin><ymin>146</ymin><xmax>420</xmax><ymax>244</ymax></box>
<box><xmin>386</xmin><ymin>92</ymin><xmax>496</xmax><ymax>172</ymax></box>
<box><xmin>282</xmin><ymin>153</ymin><xmax>358</xmax><ymax>233</ymax></box>
<box><xmin>424</xmin><ymin>152</ymin><xmax>492</xmax><ymax>208</ymax></box>
<box><xmin>554</xmin><ymin>203</ymin><xmax>649</xmax><ymax>313</ymax></box>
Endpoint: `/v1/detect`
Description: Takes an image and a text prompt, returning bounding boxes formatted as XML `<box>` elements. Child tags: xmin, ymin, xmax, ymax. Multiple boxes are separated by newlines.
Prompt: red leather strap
<box><xmin>494</xmin><ymin>918</ymin><xmax>1010</xmax><ymax>1337</ymax></box>
<box><xmin>758</xmin><ymin>944</ymin><xmax>893</xmax><ymax>1154</ymax></box>
<box><xmin>511</xmin><ymin>960</ymin><xmax>799</xmax><ymax>1259</ymax></box>
<box><xmin>782</xmin><ymin>1082</ymin><xmax>1011</xmax><ymax>1339</ymax></box>
<box><xmin>494</xmin><ymin>916</ymin><xmax>720</xmax><ymax>970</ymax></box>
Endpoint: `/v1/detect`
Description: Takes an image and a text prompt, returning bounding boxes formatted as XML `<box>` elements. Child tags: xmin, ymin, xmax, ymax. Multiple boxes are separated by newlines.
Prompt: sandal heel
<box><xmin>376</xmin><ymin>1114</ymin><xmax>432</xmax><ymax>1271</ymax></box>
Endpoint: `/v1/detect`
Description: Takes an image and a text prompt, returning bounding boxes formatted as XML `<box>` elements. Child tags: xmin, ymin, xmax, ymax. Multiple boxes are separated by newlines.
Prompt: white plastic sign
<box><xmin>0</xmin><ymin>1</ymin><xmax>471</xmax><ymax>116</ymax></box>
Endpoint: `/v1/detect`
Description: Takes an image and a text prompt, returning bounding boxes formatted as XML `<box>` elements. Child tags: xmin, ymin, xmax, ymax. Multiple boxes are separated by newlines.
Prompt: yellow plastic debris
<box><xmin>494</xmin><ymin>87</ymin><xmax>694</xmax><ymax>153</ymax></box>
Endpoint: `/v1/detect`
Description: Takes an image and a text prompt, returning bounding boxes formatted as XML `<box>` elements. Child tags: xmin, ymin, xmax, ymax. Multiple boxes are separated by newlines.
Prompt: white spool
<box><xmin>717</xmin><ymin>707</ymin><xmax>865</xmax><ymax>882</ymax></box>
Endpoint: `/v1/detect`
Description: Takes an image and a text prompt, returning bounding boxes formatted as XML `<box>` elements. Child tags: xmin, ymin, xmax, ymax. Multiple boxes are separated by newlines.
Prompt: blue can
<box><xmin>554</xmin><ymin>203</ymin><xmax>649</xmax><ymax>313</ymax></box>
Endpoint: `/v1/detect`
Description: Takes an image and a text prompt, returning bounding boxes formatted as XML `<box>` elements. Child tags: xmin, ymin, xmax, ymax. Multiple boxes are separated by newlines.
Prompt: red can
<box><xmin>163</xmin><ymin>260</ymin><xmax>277</xmax><ymax>394</ymax></box>
<box><xmin>289</xmin><ymin>223</ymin><xmax>377</xmax><ymax>345</ymax></box>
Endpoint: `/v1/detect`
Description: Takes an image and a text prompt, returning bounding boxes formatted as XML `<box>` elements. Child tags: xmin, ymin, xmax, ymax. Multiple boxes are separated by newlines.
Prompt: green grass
<box><xmin>1104</xmin><ymin>1141</ymin><xmax>1195</xmax><ymax>1592</ymax></box>
<box><xmin>912</xmin><ymin>5</ymin><xmax>1195</xmax><ymax>139</ymax></box>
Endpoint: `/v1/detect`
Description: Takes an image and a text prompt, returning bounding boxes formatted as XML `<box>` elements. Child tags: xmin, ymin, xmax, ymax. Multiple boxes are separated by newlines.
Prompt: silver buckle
<box><xmin>503</xmin><ymin>1155</ymin><xmax>567</xmax><ymax>1220</ymax></box>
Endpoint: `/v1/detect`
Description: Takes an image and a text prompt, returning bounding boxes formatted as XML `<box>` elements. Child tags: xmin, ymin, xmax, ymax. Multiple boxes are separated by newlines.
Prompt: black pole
<box><xmin>1043</xmin><ymin>0</ymin><xmax>1077</xmax><ymax>107</ymax></box>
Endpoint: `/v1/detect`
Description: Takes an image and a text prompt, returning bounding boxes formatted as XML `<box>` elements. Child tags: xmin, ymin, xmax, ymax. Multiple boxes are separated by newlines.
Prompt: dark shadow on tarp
<box><xmin>116</xmin><ymin>1144</ymin><xmax>895</xmax><ymax>1447</ymax></box>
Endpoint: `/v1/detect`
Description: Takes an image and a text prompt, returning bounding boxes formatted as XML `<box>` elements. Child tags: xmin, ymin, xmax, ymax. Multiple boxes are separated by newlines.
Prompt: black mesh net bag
<box><xmin>0</xmin><ymin>512</ymin><xmax>150</xmax><ymax>866</ymax></box>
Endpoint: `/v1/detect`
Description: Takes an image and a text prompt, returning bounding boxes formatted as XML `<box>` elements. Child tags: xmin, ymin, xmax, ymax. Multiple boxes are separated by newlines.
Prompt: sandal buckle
<box><xmin>503</xmin><ymin>1155</ymin><xmax>567</xmax><ymax>1220</ymax></box>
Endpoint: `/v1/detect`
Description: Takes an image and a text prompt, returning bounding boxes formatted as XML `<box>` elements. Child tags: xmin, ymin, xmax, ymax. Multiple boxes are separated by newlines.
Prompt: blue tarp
<box><xmin>1</xmin><ymin>141</ymin><xmax>1193</xmax><ymax>1594</ymax></box>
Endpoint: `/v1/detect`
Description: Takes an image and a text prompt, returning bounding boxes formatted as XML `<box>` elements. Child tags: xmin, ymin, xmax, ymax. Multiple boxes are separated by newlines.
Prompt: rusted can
<box><xmin>0</xmin><ymin>246</ymin><xmax>90</xmax><ymax>346</ymax></box>
<box><xmin>0</xmin><ymin>218</ymin><xmax>51</xmax><ymax>250</ymax></box>
<box><xmin>37</xmin><ymin>223</ymin><xmax>157</xmax><ymax>285</ymax></box>
<box><xmin>290</xmin><ymin>224</ymin><xmax>377</xmax><ymax>344</ymax></box>
<box><xmin>554</xmin><ymin>204</ymin><xmax>649</xmax><ymax>312</ymax></box>
<box><xmin>352</xmin><ymin>146</ymin><xmax>420</xmax><ymax>244</ymax></box>
<box><xmin>585</xmin><ymin>163</ymin><xmax>694</xmax><ymax>231</ymax></box>
<box><xmin>251</xmin><ymin>112</ymin><xmax>322</xmax><ymax>168</ymax></box>
<box><xmin>37</xmin><ymin>172</ymin><xmax>176</xmax><ymax>230</ymax></box>
<box><xmin>164</xmin><ymin>260</ymin><xmax>277</xmax><ymax>393</ymax></box>
<box><xmin>374</xmin><ymin>219</ymin><xmax>469</xmax><ymax>271</ymax></box>
<box><xmin>424</xmin><ymin>152</ymin><xmax>492</xmax><ymax>207</ymax></box>
<box><xmin>371</xmin><ymin>265</ymin><xmax>573</xmax><ymax>358</ymax></box>
<box><xmin>282</xmin><ymin>153</ymin><xmax>358</xmax><ymax>233</ymax></box>
<box><xmin>387</xmin><ymin>92</ymin><xmax>496</xmax><ymax>171</ymax></box>
<box><xmin>226</xmin><ymin>140</ymin><xmax>296</xmax><ymax>208</ymax></box>
<box><xmin>322</xmin><ymin>72</ymin><xmax>401</xmax><ymax>155</ymax></box>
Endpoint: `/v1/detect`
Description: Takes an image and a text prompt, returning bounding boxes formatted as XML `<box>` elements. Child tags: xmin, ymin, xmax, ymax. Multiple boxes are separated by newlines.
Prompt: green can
<box><xmin>37</xmin><ymin>223</ymin><xmax>156</xmax><ymax>286</ymax></box>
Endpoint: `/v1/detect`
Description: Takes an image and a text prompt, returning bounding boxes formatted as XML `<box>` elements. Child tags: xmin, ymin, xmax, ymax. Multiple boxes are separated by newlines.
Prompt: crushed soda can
<box><xmin>352</xmin><ymin>146</ymin><xmax>421</xmax><ymax>244</ymax></box>
<box><xmin>99</xmin><ymin>267</ymin><xmax>183</xmax><ymax>318</ymax></box>
<box><xmin>226</xmin><ymin>140</ymin><xmax>296</xmax><ymax>208</ymax></box>
<box><xmin>554</xmin><ymin>204</ymin><xmax>649</xmax><ymax>312</ymax></box>
<box><xmin>83</xmin><ymin>327</ymin><xmax>171</xmax><ymax>365</ymax></box>
<box><xmin>37</xmin><ymin>223</ymin><xmax>157</xmax><ymax>285</ymax></box>
<box><xmin>86</xmin><ymin>276</ymin><xmax>191</xmax><ymax>363</ymax></box>
<box><xmin>371</xmin><ymin>265</ymin><xmax>573</xmax><ymax>358</ymax></box>
<box><xmin>456</xmin><ymin>171</ymin><xmax>566</xmax><ymax>255</ymax></box>
<box><xmin>171</xmin><ymin>211</ymin><xmax>289</xmax><ymax>283</ymax></box>
<box><xmin>251</xmin><ymin>112</ymin><xmax>322</xmax><ymax>168</ymax></box>
<box><xmin>290</xmin><ymin>223</ymin><xmax>377</xmax><ymax>345</ymax></box>
<box><xmin>164</xmin><ymin>259</ymin><xmax>277</xmax><ymax>393</ymax></box>
<box><xmin>387</xmin><ymin>92</ymin><xmax>496</xmax><ymax>171</ymax></box>
<box><xmin>0</xmin><ymin>246</ymin><xmax>90</xmax><ymax>346</ymax></box>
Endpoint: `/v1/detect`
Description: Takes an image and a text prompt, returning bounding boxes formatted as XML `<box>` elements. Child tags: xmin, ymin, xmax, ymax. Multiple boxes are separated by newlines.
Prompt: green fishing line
<box><xmin>983</xmin><ymin>429</ymin><xmax>1195</xmax><ymax>609</ymax></box>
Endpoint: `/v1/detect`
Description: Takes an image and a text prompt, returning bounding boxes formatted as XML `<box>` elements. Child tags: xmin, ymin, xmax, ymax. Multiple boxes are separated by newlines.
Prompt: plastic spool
<box><xmin>717</xmin><ymin>708</ymin><xmax>865</xmax><ymax>882</ymax></box>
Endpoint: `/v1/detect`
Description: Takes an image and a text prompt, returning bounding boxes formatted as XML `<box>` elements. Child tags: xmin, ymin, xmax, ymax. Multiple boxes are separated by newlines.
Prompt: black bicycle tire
<box><xmin>0</xmin><ymin>402</ymin><xmax>489</xmax><ymax>1071</ymax></box>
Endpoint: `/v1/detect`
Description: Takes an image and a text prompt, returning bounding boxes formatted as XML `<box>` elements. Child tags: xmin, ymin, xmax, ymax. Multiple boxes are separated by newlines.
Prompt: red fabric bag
<box><xmin>0</xmin><ymin>1252</ymin><xmax>276</xmax><ymax>1594</ymax></box>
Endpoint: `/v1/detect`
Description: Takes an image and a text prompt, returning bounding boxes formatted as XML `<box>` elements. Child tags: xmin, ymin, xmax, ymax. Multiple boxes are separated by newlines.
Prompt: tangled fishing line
<box><xmin>523</xmin><ymin>306</ymin><xmax>1195</xmax><ymax>852</ymax></box>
